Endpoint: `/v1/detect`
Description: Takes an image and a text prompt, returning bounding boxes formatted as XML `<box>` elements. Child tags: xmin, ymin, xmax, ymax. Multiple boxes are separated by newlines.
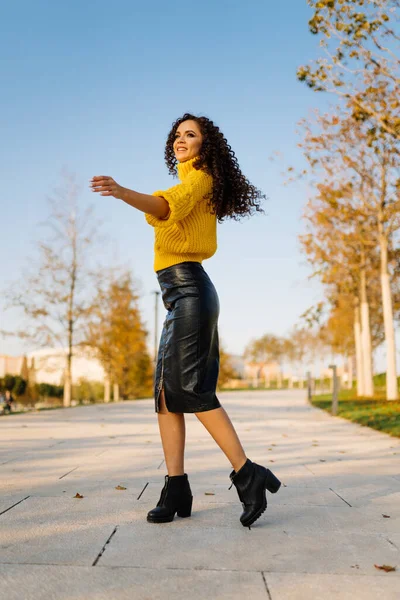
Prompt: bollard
<box><xmin>328</xmin><ymin>364</ymin><xmax>339</xmax><ymax>415</ymax></box>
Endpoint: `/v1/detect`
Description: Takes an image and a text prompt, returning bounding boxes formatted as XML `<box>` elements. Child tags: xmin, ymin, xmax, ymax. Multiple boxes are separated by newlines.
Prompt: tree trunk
<box><xmin>287</xmin><ymin>372</ymin><xmax>293</xmax><ymax>389</ymax></box>
<box><xmin>347</xmin><ymin>355</ymin><xmax>353</xmax><ymax>391</ymax></box>
<box><xmin>360</xmin><ymin>264</ymin><xmax>374</xmax><ymax>397</ymax></box>
<box><xmin>354</xmin><ymin>300</ymin><xmax>364</xmax><ymax>397</ymax></box>
<box><xmin>378</xmin><ymin>229</ymin><xmax>398</xmax><ymax>400</ymax></box>
<box><xmin>264</xmin><ymin>368</ymin><xmax>270</xmax><ymax>389</ymax></box>
<box><xmin>104</xmin><ymin>375</ymin><xmax>111</xmax><ymax>403</ymax></box>
<box><xmin>64</xmin><ymin>371</ymin><xmax>71</xmax><ymax>407</ymax></box>
<box><xmin>64</xmin><ymin>215</ymin><xmax>77</xmax><ymax>409</ymax></box>
<box><xmin>277</xmin><ymin>367</ymin><xmax>282</xmax><ymax>389</ymax></box>
<box><xmin>113</xmin><ymin>383</ymin><xmax>120</xmax><ymax>402</ymax></box>
<box><xmin>63</xmin><ymin>354</ymin><xmax>72</xmax><ymax>407</ymax></box>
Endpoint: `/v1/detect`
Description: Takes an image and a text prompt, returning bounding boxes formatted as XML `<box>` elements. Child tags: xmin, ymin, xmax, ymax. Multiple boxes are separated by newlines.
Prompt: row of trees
<box><xmin>244</xmin><ymin>328</ymin><xmax>341</xmax><ymax>388</ymax></box>
<box><xmin>3</xmin><ymin>173</ymin><xmax>153</xmax><ymax>405</ymax></box>
<box><xmin>293</xmin><ymin>0</ymin><xmax>400</xmax><ymax>399</ymax></box>
<box><xmin>3</xmin><ymin>172</ymin><xmax>236</xmax><ymax>406</ymax></box>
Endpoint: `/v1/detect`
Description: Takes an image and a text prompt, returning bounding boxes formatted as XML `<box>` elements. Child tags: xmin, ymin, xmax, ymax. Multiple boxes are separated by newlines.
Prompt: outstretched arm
<box><xmin>90</xmin><ymin>175</ymin><xmax>170</xmax><ymax>219</ymax></box>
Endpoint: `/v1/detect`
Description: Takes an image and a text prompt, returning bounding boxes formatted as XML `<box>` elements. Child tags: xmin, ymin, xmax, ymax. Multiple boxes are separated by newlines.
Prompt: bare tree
<box><xmin>4</xmin><ymin>171</ymin><xmax>102</xmax><ymax>407</ymax></box>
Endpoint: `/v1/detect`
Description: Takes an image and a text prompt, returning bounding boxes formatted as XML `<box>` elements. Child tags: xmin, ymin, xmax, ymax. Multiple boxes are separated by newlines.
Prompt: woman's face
<box><xmin>173</xmin><ymin>119</ymin><xmax>203</xmax><ymax>162</ymax></box>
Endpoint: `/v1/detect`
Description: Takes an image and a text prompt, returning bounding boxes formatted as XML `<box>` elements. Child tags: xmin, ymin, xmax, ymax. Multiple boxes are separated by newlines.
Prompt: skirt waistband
<box><xmin>156</xmin><ymin>261</ymin><xmax>212</xmax><ymax>310</ymax></box>
<box><xmin>156</xmin><ymin>261</ymin><xmax>205</xmax><ymax>284</ymax></box>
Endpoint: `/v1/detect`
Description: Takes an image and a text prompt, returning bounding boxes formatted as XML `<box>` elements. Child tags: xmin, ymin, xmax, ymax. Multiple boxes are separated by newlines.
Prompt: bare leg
<box><xmin>194</xmin><ymin>406</ymin><xmax>247</xmax><ymax>472</ymax></box>
<box><xmin>157</xmin><ymin>389</ymin><xmax>186</xmax><ymax>476</ymax></box>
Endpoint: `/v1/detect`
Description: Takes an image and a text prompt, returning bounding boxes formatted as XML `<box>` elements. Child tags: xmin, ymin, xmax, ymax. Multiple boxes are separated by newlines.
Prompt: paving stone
<box><xmin>0</xmin><ymin>496</ymin><xmax>142</xmax><ymax>565</ymax></box>
<box><xmin>1</xmin><ymin>390</ymin><xmax>399</xmax><ymax>599</ymax></box>
<box><xmin>265</xmin><ymin>572</ymin><xmax>400</xmax><ymax>600</ymax></box>
<box><xmin>0</xmin><ymin>564</ymin><xmax>269</xmax><ymax>600</ymax></box>
<box><xmin>98</xmin><ymin>521</ymin><xmax>399</xmax><ymax>575</ymax></box>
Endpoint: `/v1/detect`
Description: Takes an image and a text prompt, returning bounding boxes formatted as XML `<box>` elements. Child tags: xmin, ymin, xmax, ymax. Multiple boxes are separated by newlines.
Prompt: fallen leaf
<box><xmin>269</xmin><ymin>460</ymin><xmax>275</xmax><ymax>463</ymax></box>
<box><xmin>312</xmin><ymin>443</ymin><xmax>319</xmax><ymax>447</ymax></box>
<box><xmin>382</xmin><ymin>514</ymin><xmax>391</xmax><ymax>518</ymax></box>
<box><xmin>204</xmin><ymin>492</ymin><xmax>215</xmax><ymax>496</ymax></box>
<box><xmin>115</xmin><ymin>485</ymin><xmax>127</xmax><ymax>490</ymax></box>
<box><xmin>319</xmin><ymin>459</ymin><xmax>326</xmax><ymax>462</ymax></box>
<box><xmin>74</xmin><ymin>493</ymin><xmax>84</xmax><ymax>498</ymax></box>
<box><xmin>339</xmin><ymin>451</ymin><xmax>346</xmax><ymax>454</ymax></box>
<box><xmin>374</xmin><ymin>564</ymin><xmax>396</xmax><ymax>572</ymax></box>
<box><xmin>282</xmin><ymin>434</ymin><xmax>288</xmax><ymax>437</ymax></box>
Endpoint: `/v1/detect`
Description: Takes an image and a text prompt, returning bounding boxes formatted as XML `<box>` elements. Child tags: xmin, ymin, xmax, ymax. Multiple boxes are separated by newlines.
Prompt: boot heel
<box><xmin>265</xmin><ymin>469</ymin><xmax>281</xmax><ymax>493</ymax></box>
<box><xmin>177</xmin><ymin>496</ymin><xmax>193</xmax><ymax>518</ymax></box>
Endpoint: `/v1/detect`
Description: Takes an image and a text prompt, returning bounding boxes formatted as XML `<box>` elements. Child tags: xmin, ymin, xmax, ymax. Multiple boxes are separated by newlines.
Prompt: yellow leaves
<box><xmin>115</xmin><ymin>485</ymin><xmax>127</xmax><ymax>490</ymax></box>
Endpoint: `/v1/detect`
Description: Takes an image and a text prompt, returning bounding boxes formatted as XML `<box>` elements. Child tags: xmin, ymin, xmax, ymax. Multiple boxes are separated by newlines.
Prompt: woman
<box><xmin>90</xmin><ymin>113</ymin><xmax>281</xmax><ymax>528</ymax></box>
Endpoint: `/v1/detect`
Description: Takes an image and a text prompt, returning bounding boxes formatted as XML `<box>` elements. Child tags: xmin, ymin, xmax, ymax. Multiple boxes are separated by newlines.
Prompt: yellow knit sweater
<box><xmin>145</xmin><ymin>156</ymin><xmax>217</xmax><ymax>272</ymax></box>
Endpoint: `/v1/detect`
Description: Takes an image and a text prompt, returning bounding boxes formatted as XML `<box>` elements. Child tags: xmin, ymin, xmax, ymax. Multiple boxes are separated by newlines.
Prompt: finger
<box><xmin>91</xmin><ymin>179</ymin><xmax>112</xmax><ymax>187</ymax></box>
<box><xmin>90</xmin><ymin>176</ymin><xmax>110</xmax><ymax>181</ymax></box>
<box><xmin>91</xmin><ymin>184</ymin><xmax>112</xmax><ymax>192</ymax></box>
<box><xmin>92</xmin><ymin>181</ymin><xmax>113</xmax><ymax>189</ymax></box>
<box><xmin>92</xmin><ymin>187</ymin><xmax>110</xmax><ymax>193</ymax></box>
<box><xmin>100</xmin><ymin>191</ymin><xmax>113</xmax><ymax>196</ymax></box>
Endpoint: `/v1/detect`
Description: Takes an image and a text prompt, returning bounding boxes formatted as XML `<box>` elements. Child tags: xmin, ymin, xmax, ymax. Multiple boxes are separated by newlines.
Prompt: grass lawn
<box><xmin>310</xmin><ymin>390</ymin><xmax>400</xmax><ymax>438</ymax></box>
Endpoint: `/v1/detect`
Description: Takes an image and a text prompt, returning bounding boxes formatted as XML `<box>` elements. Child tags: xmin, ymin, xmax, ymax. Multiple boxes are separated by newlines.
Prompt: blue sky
<box><xmin>1</xmin><ymin>0</ymin><xmax>394</xmax><ymax>373</ymax></box>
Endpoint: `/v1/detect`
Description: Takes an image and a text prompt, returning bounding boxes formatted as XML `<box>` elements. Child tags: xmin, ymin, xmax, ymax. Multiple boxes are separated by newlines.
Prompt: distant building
<box><xmin>27</xmin><ymin>346</ymin><xmax>105</xmax><ymax>385</ymax></box>
<box><xmin>0</xmin><ymin>355</ymin><xmax>24</xmax><ymax>378</ymax></box>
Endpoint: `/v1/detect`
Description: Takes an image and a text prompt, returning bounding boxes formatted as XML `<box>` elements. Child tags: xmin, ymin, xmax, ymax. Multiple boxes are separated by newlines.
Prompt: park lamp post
<box><xmin>328</xmin><ymin>364</ymin><xmax>339</xmax><ymax>416</ymax></box>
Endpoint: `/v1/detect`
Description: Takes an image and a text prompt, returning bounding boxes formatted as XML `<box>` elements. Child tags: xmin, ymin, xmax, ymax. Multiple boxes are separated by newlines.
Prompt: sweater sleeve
<box><xmin>144</xmin><ymin>169</ymin><xmax>213</xmax><ymax>228</ymax></box>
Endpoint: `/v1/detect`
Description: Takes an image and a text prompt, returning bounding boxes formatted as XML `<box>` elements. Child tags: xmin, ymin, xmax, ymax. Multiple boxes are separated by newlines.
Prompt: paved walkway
<box><xmin>0</xmin><ymin>390</ymin><xmax>399</xmax><ymax>599</ymax></box>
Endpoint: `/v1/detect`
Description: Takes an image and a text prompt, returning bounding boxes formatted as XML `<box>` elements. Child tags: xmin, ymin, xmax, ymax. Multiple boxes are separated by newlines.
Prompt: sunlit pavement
<box><xmin>0</xmin><ymin>390</ymin><xmax>399</xmax><ymax>599</ymax></box>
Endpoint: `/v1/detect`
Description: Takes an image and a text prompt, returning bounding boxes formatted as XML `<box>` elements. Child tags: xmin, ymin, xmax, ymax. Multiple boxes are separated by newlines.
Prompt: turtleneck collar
<box><xmin>177</xmin><ymin>156</ymin><xmax>200</xmax><ymax>181</ymax></box>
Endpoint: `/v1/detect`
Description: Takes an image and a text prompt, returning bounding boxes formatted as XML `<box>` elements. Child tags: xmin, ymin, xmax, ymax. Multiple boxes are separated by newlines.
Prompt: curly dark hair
<box><xmin>164</xmin><ymin>113</ymin><xmax>266</xmax><ymax>222</ymax></box>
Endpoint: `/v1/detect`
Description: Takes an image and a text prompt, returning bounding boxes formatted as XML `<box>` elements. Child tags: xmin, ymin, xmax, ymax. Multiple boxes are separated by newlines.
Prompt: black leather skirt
<box><xmin>154</xmin><ymin>261</ymin><xmax>222</xmax><ymax>413</ymax></box>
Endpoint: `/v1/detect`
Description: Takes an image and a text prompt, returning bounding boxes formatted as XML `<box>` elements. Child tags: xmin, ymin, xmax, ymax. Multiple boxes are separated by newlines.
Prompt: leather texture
<box><xmin>229</xmin><ymin>458</ymin><xmax>282</xmax><ymax>527</ymax></box>
<box><xmin>147</xmin><ymin>473</ymin><xmax>193</xmax><ymax>523</ymax></box>
<box><xmin>154</xmin><ymin>261</ymin><xmax>222</xmax><ymax>413</ymax></box>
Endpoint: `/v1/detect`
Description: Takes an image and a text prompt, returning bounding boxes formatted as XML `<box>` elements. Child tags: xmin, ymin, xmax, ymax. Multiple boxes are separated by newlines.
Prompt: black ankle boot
<box><xmin>229</xmin><ymin>458</ymin><xmax>281</xmax><ymax>527</ymax></box>
<box><xmin>147</xmin><ymin>473</ymin><xmax>193</xmax><ymax>523</ymax></box>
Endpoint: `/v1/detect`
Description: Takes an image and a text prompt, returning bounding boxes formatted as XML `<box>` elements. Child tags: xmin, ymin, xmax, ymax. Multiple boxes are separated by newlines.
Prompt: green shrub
<box><xmin>36</xmin><ymin>383</ymin><xmax>64</xmax><ymax>399</ymax></box>
<box><xmin>13</xmin><ymin>376</ymin><xmax>27</xmax><ymax>396</ymax></box>
<box><xmin>74</xmin><ymin>378</ymin><xmax>104</xmax><ymax>403</ymax></box>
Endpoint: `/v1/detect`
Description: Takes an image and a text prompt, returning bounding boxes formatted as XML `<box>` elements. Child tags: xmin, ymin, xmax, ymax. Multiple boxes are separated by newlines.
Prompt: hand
<box><xmin>90</xmin><ymin>175</ymin><xmax>124</xmax><ymax>199</ymax></box>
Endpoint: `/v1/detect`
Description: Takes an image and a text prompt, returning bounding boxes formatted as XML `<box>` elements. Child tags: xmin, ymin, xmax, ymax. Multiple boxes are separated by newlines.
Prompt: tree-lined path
<box><xmin>1</xmin><ymin>390</ymin><xmax>399</xmax><ymax>599</ymax></box>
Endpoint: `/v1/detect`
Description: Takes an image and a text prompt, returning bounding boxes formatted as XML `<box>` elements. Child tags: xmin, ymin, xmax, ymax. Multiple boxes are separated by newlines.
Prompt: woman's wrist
<box><xmin>118</xmin><ymin>186</ymin><xmax>129</xmax><ymax>202</ymax></box>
